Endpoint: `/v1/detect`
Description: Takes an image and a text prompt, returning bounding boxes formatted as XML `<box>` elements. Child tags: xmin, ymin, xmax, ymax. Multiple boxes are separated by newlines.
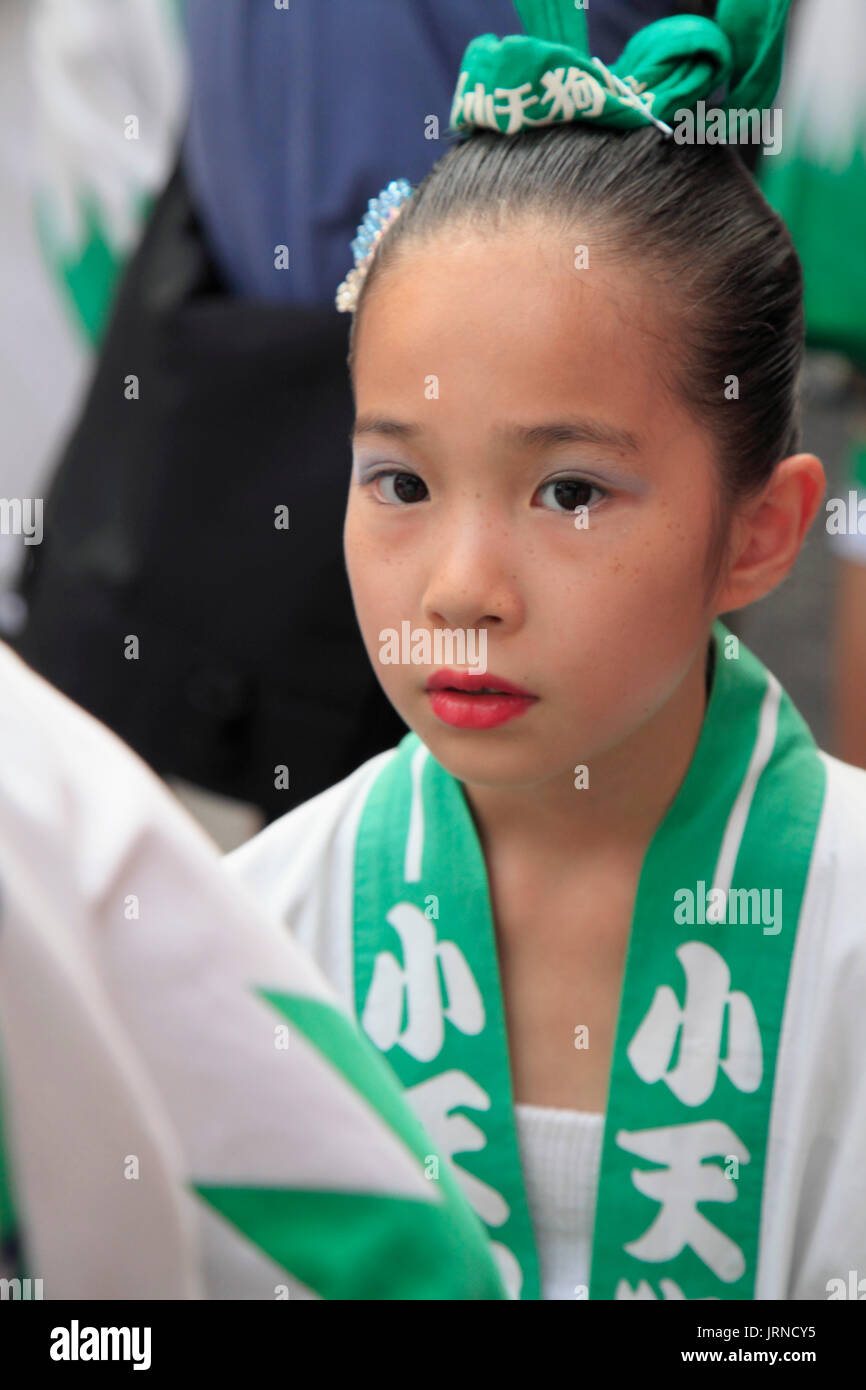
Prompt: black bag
<box><xmin>14</xmin><ymin>160</ymin><xmax>405</xmax><ymax>818</ymax></box>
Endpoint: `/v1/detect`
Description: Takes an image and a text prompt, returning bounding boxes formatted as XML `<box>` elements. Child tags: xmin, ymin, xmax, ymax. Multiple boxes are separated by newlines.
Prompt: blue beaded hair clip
<box><xmin>335</xmin><ymin>178</ymin><xmax>414</xmax><ymax>313</ymax></box>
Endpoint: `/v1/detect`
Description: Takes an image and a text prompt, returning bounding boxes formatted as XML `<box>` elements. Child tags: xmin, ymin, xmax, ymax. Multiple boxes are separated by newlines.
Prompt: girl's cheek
<box><xmin>344</xmin><ymin>514</ymin><xmax>380</xmax><ymax>597</ymax></box>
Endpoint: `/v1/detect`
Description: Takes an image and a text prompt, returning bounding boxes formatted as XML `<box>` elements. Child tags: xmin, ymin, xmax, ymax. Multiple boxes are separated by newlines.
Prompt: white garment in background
<box><xmin>30</xmin><ymin>0</ymin><xmax>186</xmax><ymax>256</ymax></box>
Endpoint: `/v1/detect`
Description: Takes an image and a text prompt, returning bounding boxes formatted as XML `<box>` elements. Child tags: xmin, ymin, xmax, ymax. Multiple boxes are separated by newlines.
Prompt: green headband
<box><xmin>450</xmin><ymin>0</ymin><xmax>792</xmax><ymax>137</ymax></box>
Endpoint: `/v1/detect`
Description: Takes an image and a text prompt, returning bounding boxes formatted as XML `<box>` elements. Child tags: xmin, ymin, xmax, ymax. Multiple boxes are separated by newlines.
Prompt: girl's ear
<box><xmin>714</xmin><ymin>454</ymin><xmax>826</xmax><ymax>615</ymax></box>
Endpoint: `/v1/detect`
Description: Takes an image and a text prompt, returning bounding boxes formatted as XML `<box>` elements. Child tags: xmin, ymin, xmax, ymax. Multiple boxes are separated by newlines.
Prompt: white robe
<box><xmin>226</xmin><ymin>742</ymin><xmax>866</xmax><ymax>1300</ymax></box>
<box><xmin>0</xmin><ymin>644</ymin><xmax>502</xmax><ymax>1300</ymax></box>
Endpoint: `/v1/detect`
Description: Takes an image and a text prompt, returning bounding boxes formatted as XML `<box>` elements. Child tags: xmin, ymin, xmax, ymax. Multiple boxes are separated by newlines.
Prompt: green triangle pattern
<box><xmin>195</xmin><ymin>991</ymin><xmax>506</xmax><ymax>1300</ymax></box>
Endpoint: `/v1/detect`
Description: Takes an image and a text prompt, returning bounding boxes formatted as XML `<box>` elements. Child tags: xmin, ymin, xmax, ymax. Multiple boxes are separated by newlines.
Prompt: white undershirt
<box><xmin>513</xmin><ymin>1103</ymin><xmax>605</xmax><ymax>1300</ymax></box>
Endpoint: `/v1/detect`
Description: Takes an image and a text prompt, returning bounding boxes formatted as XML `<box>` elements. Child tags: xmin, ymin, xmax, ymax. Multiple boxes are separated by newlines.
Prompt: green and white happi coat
<box><xmin>755</xmin><ymin>0</ymin><xmax>866</xmax><ymax>568</ymax></box>
<box><xmin>230</xmin><ymin>623</ymin><xmax>866</xmax><ymax>1301</ymax></box>
<box><xmin>0</xmin><ymin>643</ymin><xmax>503</xmax><ymax>1301</ymax></box>
<box><xmin>31</xmin><ymin>0</ymin><xmax>186</xmax><ymax>344</ymax></box>
<box><xmin>759</xmin><ymin>0</ymin><xmax>866</xmax><ymax>369</ymax></box>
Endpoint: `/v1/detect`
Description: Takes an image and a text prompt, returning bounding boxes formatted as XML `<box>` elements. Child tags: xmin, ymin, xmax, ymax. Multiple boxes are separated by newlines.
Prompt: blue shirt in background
<box><xmin>183</xmin><ymin>0</ymin><xmax>674</xmax><ymax>306</ymax></box>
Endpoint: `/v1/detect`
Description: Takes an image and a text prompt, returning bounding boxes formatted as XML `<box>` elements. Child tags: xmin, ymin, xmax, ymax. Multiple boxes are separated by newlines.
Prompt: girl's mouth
<box><xmin>424</xmin><ymin>670</ymin><xmax>538</xmax><ymax>729</ymax></box>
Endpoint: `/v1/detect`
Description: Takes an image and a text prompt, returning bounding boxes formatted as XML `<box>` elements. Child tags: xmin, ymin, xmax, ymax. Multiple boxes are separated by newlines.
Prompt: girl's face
<box><xmin>345</xmin><ymin>225</ymin><xmax>726</xmax><ymax>788</ymax></box>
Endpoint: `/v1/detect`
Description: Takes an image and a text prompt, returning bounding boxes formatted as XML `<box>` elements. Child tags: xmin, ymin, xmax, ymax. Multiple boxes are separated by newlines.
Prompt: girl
<box><xmin>227</xmin><ymin>0</ymin><xmax>866</xmax><ymax>1300</ymax></box>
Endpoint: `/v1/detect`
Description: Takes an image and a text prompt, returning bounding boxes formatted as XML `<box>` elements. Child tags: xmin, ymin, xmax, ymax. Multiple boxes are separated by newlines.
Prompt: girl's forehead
<box><xmin>354</xmin><ymin>235</ymin><xmax>669</xmax><ymax>432</ymax></box>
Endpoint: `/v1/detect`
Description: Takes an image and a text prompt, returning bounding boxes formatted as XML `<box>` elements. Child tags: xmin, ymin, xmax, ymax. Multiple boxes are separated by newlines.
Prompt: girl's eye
<box><xmin>368</xmin><ymin>470</ymin><xmax>429</xmax><ymax>505</ymax></box>
<box><xmin>535</xmin><ymin>477</ymin><xmax>606</xmax><ymax>513</ymax></box>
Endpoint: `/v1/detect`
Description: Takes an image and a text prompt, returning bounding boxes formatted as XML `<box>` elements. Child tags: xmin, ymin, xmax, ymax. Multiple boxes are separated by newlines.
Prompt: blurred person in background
<box><xmin>830</xmin><ymin>398</ymin><xmax>866</xmax><ymax>767</ymax></box>
<box><xmin>11</xmin><ymin>0</ymin><xmax>683</xmax><ymax>843</ymax></box>
<box><xmin>0</xmin><ymin>0</ymin><xmax>184</xmax><ymax>617</ymax></box>
<box><xmin>758</xmin><ymin>0</ymin><xmax>866</xmax><ymax>768</ymax></box>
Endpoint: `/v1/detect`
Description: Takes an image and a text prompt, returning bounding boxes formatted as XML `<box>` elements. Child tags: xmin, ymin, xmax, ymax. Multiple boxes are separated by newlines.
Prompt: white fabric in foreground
<box><xmin>0</xmin><ymin>645</ymin><xmax>465</xmax><ymax>1299</ymax></box>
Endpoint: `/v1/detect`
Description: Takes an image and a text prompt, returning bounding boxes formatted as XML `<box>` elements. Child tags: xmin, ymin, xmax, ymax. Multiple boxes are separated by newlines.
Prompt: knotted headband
<box><xmin>337</xmin><ymin>0</ymin><xmax>793</xmax><ymax>310</ymax></box>
<box><xmin>451</xmin><ymin>0</ymin><xmax>793</xmax><ymax>136</ymax></box>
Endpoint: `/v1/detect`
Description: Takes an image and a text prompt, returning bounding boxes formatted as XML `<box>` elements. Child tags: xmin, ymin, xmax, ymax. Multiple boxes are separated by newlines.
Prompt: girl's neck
<box><xmin>462</xmin><ymin>636</ymin><xmax>712</xmax><ymax>866</ymax></box>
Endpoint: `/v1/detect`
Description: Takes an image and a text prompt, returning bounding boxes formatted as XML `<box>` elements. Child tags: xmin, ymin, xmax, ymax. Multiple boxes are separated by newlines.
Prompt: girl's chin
<box><xmin>406</xmin><ymin>719</ymin><xmax>571</xmax><ymax>790</ymax></box>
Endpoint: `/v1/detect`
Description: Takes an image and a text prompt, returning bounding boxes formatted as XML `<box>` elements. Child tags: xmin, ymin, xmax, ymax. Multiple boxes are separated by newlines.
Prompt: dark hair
<box><xmin>348</xmin><ymin>123</ymin><xmax>804</xmax><ymax>515</ymax></box>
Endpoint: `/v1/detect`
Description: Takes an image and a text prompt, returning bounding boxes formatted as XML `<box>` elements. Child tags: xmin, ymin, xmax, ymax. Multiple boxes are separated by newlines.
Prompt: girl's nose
<box><xmin>420</xmin><ymin>516</ymin><xmax>524</xmax><ymax>634</ymax></box>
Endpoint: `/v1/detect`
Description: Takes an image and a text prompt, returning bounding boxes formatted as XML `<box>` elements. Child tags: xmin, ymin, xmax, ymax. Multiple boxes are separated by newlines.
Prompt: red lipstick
<box><xmin>425</xmin><ymin>670</ymin><xmax>538</xmax><ymax>730</ymax></box>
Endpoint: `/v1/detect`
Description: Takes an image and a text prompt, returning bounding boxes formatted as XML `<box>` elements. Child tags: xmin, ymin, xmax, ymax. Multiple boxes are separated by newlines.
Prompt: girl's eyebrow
<box><xmin>352</xmin><ymin>415</ymin><xmax>419</xmax><ymax>445</ymax></box>
<box><xmin>352</xmin><ymin>414</ymin><xmax>643</xmax><ymax>455</ymax></box>
<box><xmin>499</xmin><ymin>419</ymin><xmax>643</xmax><ymax>456</ymax></box>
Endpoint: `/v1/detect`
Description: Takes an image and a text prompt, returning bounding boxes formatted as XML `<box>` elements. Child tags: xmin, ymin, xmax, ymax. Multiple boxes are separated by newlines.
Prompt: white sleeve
<box><xmin>0</xmin><ymin>646</ymin><xmax>488</xmax><ymax>1299</ymax></box>
<box><xmin>225</xmin><ymin>749</ymin><xmax>397</xmax><ymax>1009</ymax></box>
